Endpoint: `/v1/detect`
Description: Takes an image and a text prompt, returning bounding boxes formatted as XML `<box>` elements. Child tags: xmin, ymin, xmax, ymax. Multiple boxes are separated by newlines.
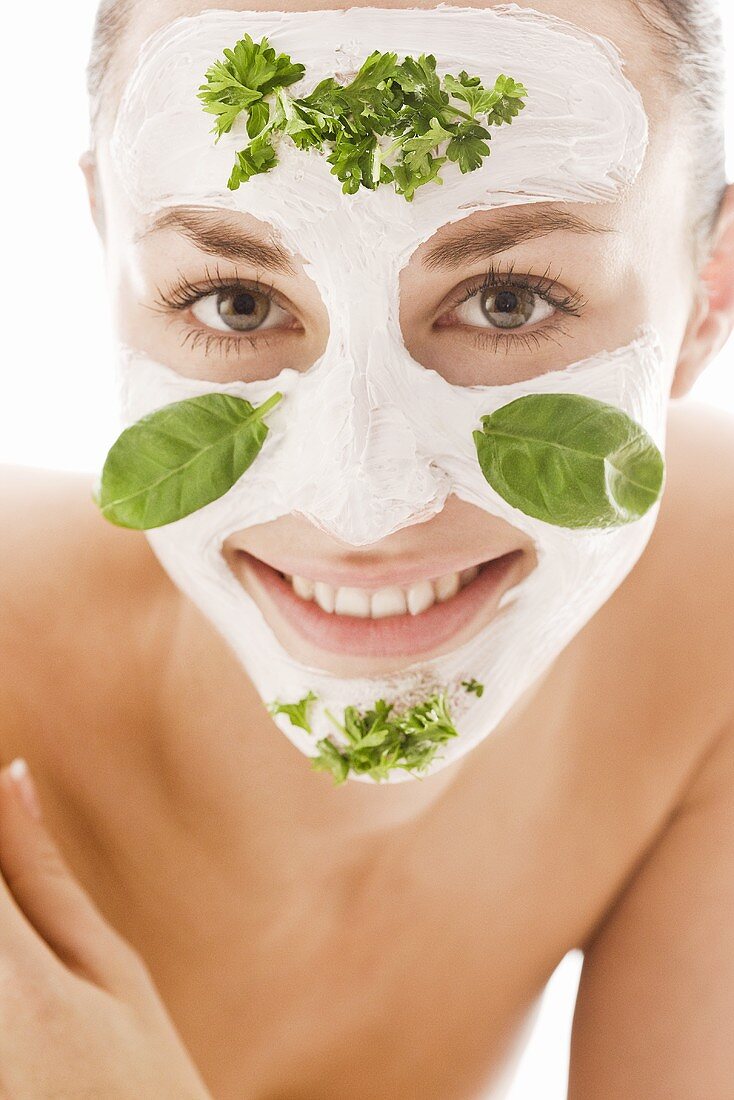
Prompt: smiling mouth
<box><xmin>232</xmin><ymin>548</ymin><xmax>526</xmax><ymax>663</ymax></box>
<box><xmin>280</xmin><ymin>563</ymin><xmax>483</xmax><ymax>617</ymax></box>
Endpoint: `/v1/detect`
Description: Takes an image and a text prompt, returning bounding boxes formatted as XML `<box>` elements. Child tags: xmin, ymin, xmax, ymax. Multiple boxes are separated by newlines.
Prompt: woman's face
<box><xmin>88</xmin><ymin>0</ymin><xmax>700</xmax><ymax>779</ymax></box>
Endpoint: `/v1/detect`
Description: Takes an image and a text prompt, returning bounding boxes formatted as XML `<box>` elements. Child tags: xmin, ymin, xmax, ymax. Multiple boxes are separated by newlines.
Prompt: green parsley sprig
<box><xmin>268</xmin><ymin>691</ymin><xmax>318</xmax><ymax>734</ymax></box>
<box><xmin>198</xmin><ymin>34</ymin><xmax>528</xmax><ymax>199</ymax></box>
<box><xmin>269</xmin><ymin>690</ymin><xmax>463</xmax><ymax>784</ymax></box>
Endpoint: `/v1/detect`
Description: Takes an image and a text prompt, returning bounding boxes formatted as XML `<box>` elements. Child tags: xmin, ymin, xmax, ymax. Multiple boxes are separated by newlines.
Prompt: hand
<box><xmin>0</xmin><ymin>758</ymin><xmax>212</xmax><ymax>1099</ymax></box>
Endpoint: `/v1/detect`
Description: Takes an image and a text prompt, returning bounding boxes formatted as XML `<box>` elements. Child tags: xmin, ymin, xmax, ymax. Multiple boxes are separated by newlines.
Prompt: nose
<box><xmin>292</xmin><ymin>249</ymin><xmax>452</xmax><ymax>544</ymax></box>
<box><xmin>300</xmin><ymin>396</ymin><xmax>450</xmax><ymax>546</ymax></box>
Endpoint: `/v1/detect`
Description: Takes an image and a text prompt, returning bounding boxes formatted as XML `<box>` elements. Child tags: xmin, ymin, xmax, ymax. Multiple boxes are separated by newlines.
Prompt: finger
<box><xmin>0</xmin><ymin>759</ymin><xmax>149</xmax><ymax>999</ymax></box>
<box><xmin>0</xmin><ymin>775</ymin><xmax>62</xmax><ymax>979</ymax></box>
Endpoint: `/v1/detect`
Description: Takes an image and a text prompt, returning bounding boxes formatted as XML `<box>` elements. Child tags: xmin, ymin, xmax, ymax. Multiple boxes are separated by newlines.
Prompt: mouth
<box><xmin>231</xmin><ymin>547</ymin><xmax>526</xmax><ymax>664</ymax></box>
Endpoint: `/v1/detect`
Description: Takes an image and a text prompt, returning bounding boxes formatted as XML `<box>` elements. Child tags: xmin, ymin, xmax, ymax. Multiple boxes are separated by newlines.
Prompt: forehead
<box><xmin>113</xmin><ymin>0</ymin><xmax>665</xmax><ymax>123</ymax></box>
<box><xmin>107</xmin><ymin>2</ymin><xmax>651</xmax><ymax>262</ymax></box>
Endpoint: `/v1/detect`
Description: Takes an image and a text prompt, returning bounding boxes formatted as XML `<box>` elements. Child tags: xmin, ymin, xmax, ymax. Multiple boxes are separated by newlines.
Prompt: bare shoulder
<box><xmin>589</xmin><ymin>398</ymin><xmax>734</xmax><ymax>744</ymax></box>
<box><xmin>659</xmin><ymin>397</ymin><xmax>734</xmax><ymax>670</ymax></box>
<box><xmin>0</xmin><ymin>463</ymin><xmax>174</xmax><ymax>744</ymax></box>
<box><xmin>660</xmin><ymin>397</ymin><xmax>734</xmax><ymax>538</ymax></box>
<box><xmin>0</xmin><ymin>462</ymin><xmax>167</xmax><ymax>624</ymax></box>
<box><xmin>650</xmin><ymin>397</ymin><xmax>734</xmax><ymax>599</ymax></box>
<box><xmin>657</xmin><ymin>398</ymin><xmax>734</xmax><ymax>700</ymax></box>
<box><xmin>567</xmin><ymin>401</ymin><xmax>734</xmax><ymax>1097</ymax></box>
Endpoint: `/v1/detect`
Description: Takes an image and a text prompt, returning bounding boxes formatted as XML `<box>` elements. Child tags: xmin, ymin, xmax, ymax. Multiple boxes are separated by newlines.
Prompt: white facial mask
<box><xmin>109</xmin><ymin>6</ymin><xmax>669</xmax><ymax>783</ymax></box>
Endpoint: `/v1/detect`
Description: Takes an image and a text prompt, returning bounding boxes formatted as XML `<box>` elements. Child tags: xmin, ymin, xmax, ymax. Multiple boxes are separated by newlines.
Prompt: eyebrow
<box><xmin>421</xmin><ymin>206</ymin><xmax>615</xmax><ymax>271</ymax></box>
<box><xmin>135</xmin><ymin>203</ymin><xmax>613</xmax><ymax>276</ymax></box>
<box><xmin>134</xmin><ymin>206</ymin><xmax>298</xmax><ymax>275</ymax></box>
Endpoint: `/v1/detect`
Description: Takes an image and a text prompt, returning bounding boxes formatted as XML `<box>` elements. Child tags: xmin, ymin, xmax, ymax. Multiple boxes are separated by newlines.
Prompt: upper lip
<box><xmin>236</xmin><ymin>547</ymin><xmax>522</xmax><ymax>591</ymax></box>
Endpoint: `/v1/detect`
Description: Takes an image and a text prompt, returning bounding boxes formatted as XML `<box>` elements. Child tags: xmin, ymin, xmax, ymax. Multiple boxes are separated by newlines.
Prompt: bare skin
<box><xmin>0</xmin><ymin>0</ymin><xmax>733</xmax><ymax>1096</ymax></box>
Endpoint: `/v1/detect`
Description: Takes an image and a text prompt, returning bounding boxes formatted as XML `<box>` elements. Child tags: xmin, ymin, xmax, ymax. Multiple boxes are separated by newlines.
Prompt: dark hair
<box><xmin>86</xmin><ymin>0</ymin><xmax>728</xmax><ymax>261</ymax></box>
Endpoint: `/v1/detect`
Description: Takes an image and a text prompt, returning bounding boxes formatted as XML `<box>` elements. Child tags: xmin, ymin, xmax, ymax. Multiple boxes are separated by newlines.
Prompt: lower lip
<box><xmin>237</xmin><ymin>551</ymin><xmax>523</xmax><ymax>659</ymax></box>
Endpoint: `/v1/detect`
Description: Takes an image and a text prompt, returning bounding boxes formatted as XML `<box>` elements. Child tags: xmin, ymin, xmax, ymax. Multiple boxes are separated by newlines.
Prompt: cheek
<box><xmin>102</xmin><ymin>217</ymin><xmax>157</xmax><ymax>345</ymax></box>
<box><xmin>610</xmin><ymin>177</ymin><xmax>699</xmax><ymax>365</ymax></box>
<box><xmin>112</xmin><ymin>268</ymin><xmax>164</xmax><ymax>367</ymax></box>
<box><xmin>618</xmin><ymin>243</ymin><xmax>697</xmax><ymax>381</ymax></box>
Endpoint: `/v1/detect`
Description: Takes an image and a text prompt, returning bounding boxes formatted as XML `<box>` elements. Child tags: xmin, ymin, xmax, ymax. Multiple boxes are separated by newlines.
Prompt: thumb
<box><xmin>0</xmin><ymin>759</ymin><xmax>150</xmax><ymax>1000</ymax></box>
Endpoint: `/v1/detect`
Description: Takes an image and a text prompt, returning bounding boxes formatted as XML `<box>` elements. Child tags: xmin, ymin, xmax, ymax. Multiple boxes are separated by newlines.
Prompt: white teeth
<box><xmin>286</xmin><ymin>564</ymin><xmax>481</xmax><ymax>618</ymax></box>
<box><xmin>407</xmin><ymin>580</ymin><xmax>436</xmax><ymax>616</ymax></box>
<box><xmin>334</xmin><ymin>586</ymin><xmax>371</xmax><ymax>618</ymax></box>
<box><xmin>460</xmin><ymin>565</ymin><xmax>479</xmax><ymax>586</ymax></box>
<box><xmin>292</xmin><ymin>574</ymin><xmax>315</xmax><ymax>600</ymax></box>
<box><xmin>371</xmin><ymin>587</ymin><xmax>408</xmax><ymax>619</ymax></box>
<box><xmin>434</xmin><ymin>572</ymin><xmax>461</xmax><ymax>603</ymax></box>
<box><xmin>313</xmin><ymin>581</ymin><xmax>336</xmax><ymax>614</ymax></box>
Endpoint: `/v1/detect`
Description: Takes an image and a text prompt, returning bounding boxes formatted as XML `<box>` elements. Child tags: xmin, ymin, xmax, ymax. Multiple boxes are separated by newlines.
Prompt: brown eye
<box><xmin>448</xmin><ymin>282</ymin><xmax>554</xmax><ymax>334</ymax></box>
<box><xmin>190</xmin><ymin>285</ymin><xmax>292</xmax><ymax>335</ymax></box>
<box><xmin>217</xmin><ymin>290</ymin><xmax>271</xmax><ymax>331</ymax></box>
<box><xmin>480</xmin><ymin>286</ymin><xmax>536</xmax><ymax>329</ymax></box>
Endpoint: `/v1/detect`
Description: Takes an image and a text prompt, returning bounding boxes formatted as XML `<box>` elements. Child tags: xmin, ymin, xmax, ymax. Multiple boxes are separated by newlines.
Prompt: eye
<box><xmin>435</xmin><ymin>262</ymin><xmax>587</xmax><ymax>349</ymax></box>
<box><xmin>190</xmin><ymin>287</ymin><xmax>292</xmax><ymax>333</ymax></box>
<box><xmin>451</xmin><ymin>283</ymin><xmax>555</xmax><ymax>331</ymax></box>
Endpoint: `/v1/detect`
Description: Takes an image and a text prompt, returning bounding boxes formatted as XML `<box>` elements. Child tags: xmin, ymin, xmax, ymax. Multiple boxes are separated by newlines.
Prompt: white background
<box><xmin>1</xmin><ymin>4</ymin><xmax>732</xmax><ymax>1098</ymax></box>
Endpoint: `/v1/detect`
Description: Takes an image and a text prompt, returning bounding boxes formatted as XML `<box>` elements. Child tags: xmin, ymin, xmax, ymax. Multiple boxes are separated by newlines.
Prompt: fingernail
<box><xmin>7</xmin><ymin>759</ymin><xmax>43</xmax><ymax>821</ymax></box>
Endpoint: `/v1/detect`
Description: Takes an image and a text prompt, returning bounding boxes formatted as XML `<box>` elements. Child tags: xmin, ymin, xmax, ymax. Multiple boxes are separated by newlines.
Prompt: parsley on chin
<box><xmin>198</xmin><ymin>34</ymin><xmax>528</xmax><ymax>199</ymax></box>
<box><xmin>269</xmin><ymin>691</ymin><xmax>463</xmax><ymax>784</ymax></box>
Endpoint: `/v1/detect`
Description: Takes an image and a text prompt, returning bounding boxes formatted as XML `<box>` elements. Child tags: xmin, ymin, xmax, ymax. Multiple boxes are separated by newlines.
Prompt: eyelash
<box><xmin>151</xmin><ymin>258</ymin><xmax>588</xmax><ymax>358</ymax></box>
<box><xmin>151</xmin><ymin>263</ymin><xmax>285</xmax><ymax>357</ymax></box>
<box><xmin>443</xmin><ymin>259</ymin><xmax>588</xmax><ymax>355</ymax></box>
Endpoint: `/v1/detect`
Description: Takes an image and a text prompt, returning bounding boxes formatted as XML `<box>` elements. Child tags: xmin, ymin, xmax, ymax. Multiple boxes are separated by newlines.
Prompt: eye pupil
<box><xmin>494</xmin><ymin>290</ymin><xmax>518</xmax><ymax>313</ymax></box>
<box><xmin>232</xmin><ymin>292</ymin><xmax>256</xmax><ymax>315</ymax></box>
<box><xmin>482</xmin><ymin>285</ymin><xmax>535</xmax><ymax>330</ymax></box>
<box><xmin>217</xmin><ymin>289</ymin><xmax>270</xmax><ymax>331</ymax></box>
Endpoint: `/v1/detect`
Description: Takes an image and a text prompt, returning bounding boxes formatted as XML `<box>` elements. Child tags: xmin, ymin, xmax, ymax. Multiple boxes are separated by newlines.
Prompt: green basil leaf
<box><xmin>95</xmin><ymin>390</ymin><xmax>283</xmax><ymax>530</ymax></box>
<box><xmin>473</xmin><ymin>393</ymin><xmax>665</xmax><ymax>528</ymax></box>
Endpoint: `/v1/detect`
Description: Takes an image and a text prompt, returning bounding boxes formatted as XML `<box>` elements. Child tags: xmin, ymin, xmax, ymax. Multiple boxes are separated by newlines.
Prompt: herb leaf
<box><xmin>311</xmin><ymin>737</ymin><xmax>350</xmax><ymax>785</ymax></box>
<box><xmin>228</xmin><ymin>131</ymin><xmax>279</xmax><ymax>187</ymax></box>
<box><xmin>268</xmin><ymin>690</ymin><xmax>459</xmax><ymax>784</ymax></box>
<box><xmin>268</xmin><ymin>691</ymin><xmax>318</xmax><ymax>734</ymax></box>
<box><xmin>446</xmin><ymin>121</ymin><xmax>492</xmax><ymax>174</ymax></box>
<box><xmin>95</xmin><ymin>391</ymin><xmax>282</xmax><ymax>530</ymax></box>
<box><xmin>199</xmin><ymin>35</ymin><xmax>528</xmax><ymax>199</ymax></box>
<box><xmin>485</xmin><ymin>74</ymin><xmax>529</xmax><ymax>125</ymax></box>
<box><xmin>473</xmin><ymin>393</ymin><xmax>665</xmax><ymax>529</ymax></box>
<box><xmin>198</xmin><ymin>34</ymin><xmax>306</xmax><ymax>140</ymax></box>
<box><xmin>319</xmin><ymin>692</ymin><xmax>460</xmax><ymax>784</ymax></box>
<box><xmin>461</xmin><ymin>678</ymin><xmax>485</xmax><ymax>697</ymax></box>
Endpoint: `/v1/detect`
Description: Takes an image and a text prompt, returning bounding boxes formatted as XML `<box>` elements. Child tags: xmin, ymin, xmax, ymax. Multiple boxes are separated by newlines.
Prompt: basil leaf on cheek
<box><xmin>473</xmin><ymin>394</ymin><xmax>665</xmax><ymax>528</ymax></box>
<box><xmin>93</xmin><ymin>391</ymin><xmax>283</xmax><ymax>529</ymax></box>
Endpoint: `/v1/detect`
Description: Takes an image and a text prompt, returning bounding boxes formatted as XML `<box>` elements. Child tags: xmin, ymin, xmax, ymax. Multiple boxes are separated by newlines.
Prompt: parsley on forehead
<box><xmin>198</xmin><ymin>34</ymin><xmax>528</xmax><ymax>199</ymax></box>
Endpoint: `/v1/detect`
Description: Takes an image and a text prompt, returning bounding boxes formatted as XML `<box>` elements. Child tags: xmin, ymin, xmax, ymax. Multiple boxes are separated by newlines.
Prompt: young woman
<box><xmin>0</xmin><ymin>0</ymin><xmax>732</xmax><ymax>1097</ymax></box>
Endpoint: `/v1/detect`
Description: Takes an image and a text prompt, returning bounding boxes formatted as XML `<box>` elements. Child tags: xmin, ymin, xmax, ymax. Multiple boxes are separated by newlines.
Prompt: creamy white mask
<box><xmin>109</xmin><ymin>5</ymin><xmax>667</xmax><ymax>783</ymax></box>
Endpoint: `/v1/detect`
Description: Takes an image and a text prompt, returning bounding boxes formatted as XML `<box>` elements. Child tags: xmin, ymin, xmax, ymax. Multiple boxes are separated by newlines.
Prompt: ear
<box><xmin>79</xmin><ymin>149</ymin><xmax>106</xmax><ymax>241</ymax></box>
<box><xmin>671</xmin><ymin>182</ymin><xmax>734</xmax><ymax>399</ymax></box>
